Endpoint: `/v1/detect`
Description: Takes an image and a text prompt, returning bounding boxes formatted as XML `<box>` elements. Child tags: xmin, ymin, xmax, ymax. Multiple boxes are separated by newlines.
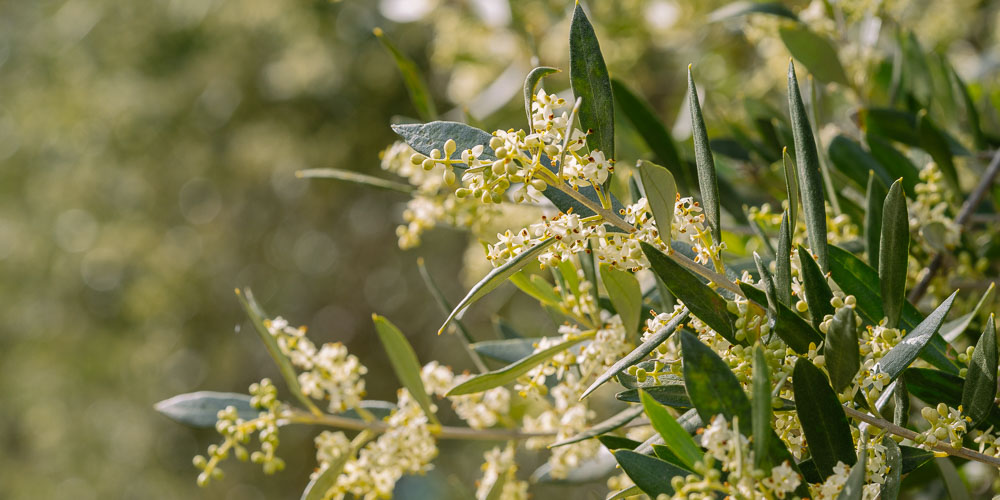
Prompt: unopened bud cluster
<box><xmin>916</xmin><ymin>403</ymin><xmax>970</xmax><ymax>449</ymax></box>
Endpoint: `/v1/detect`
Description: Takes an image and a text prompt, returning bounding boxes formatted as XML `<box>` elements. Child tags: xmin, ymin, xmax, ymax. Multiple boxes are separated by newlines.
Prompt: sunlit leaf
<box><xmin>788</xmin><ymin>62</ymin><xmax>829</xmax><ymax>271</ymax></box>
<box><xmin>447</xmin><ymin>335</ymin><xmax>587</xmax><ymax>396</ymax></box>
<box><xmin>155</xmin><ymin>392</ymin><xmax>256</xmax><ymax>428</ymax></box>
<box><xmin>941</xmin><ymin>283</ymin><xmax>995</xmax><ymax>341</ymax></box>
<box><xmin>549</xmin><ymin>405</ymin><xmax>645</xmax><ymax>448</ymax></box>
<box><xmin>680</xmin><ymin>330</ymin><xmax>752</xmax><ymax>427</ymax></box>
<box><xmin>372</xmin><ymin>315</ymin><xmax>439</xmax><ymax>424</ymax></box>
<box><xmin>569</xmin><ymin>3</ymin><xmax>614</xmax><ymax>161</ymax></box>
<box><xmin>296</xmin><ymin>168</ymin><xmax>415</xmax><ymax>193</ymax></box>
<box><xmin>687</xmin><ymin>67</ymin><xmax>722</xmax><ymax>242</ymax></box>
<box><xmin>879</xmin><ymin>179</ymin><xmax>909</xmax><ymax>328</ymax></box>
<box><xmin>782</xmin><ymin>148</ymin><xmax>799</xmax><ymax>228</ymax></box>
<box><xmin>600</xmin><ymin>264</ymin><xmax>642</xmax><ymax>338</ymax></box>
<box><xmin>877</xmin><ymin>292</ymin><xmax>957</xmax><ymax>380</ymax></box>
<box><xmin>524</xmin><ymin>66</ymin><xmax>560</xmax><ymax>127</ymax></box>
<box><xmin>780</xmin><ymin>26</ymin><xmax>849</xmax><ymax>85</ymax></box>
<box><xmin>471</xmin><ymin>337</ymin><xmax>562</xmax><ymax>364</ymax></box>
<box><xmin>616</xmin><ymin>385</ymin><xmax>691</xmax><ymax>409</ymax></box>
<box><xmin>639</xmin><ymin>390</ymin><xmax>702</xmax><ymax>470</ymax></box>
<box><xmin>826</xmin><ymin>307</ymin><xmax>860</xmax><ymax>392</ymax></box>
<box><xmin>776</xmin><ymin>212</ymin><xmax>793</xmax><ymax>306</ymax></box>
<box><xmin>838</xmin><ymin>441</ymin><xmax>867</xmax><ymax>500</ymax></box>
<box><xmin>392</xmin><ymin>121</ymin><xmax>494</xmax><ymax>167</ymax></box>
<box><xmin>637</xmin><ymin>160</ymin><xmax>677</xmax><ymax>248</ymax></box>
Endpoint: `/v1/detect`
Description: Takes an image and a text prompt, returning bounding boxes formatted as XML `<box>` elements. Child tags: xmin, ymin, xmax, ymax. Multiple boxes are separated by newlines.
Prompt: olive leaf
<box><xmin>779</xmin><ymin>26</ymin><xmax>850</xmax><ymax>85</ymax></box>
<box><xmin>471</xmin><ymin>337</ymin><xmax>562</xmax><ymax>364</ymax></box>
<box><xmin>447</xmin><ymin>335</ymin><xmax>588</xmax><ymax>396</ymax></box>
<box><xmin>864</xmin><ymin>171</ymin><xmax>887</xmax><ymax>267</ymax></box>
<box><xmin>296</xmin><ymin>168</ymin><xmax>415</xmax><ymax>193</ymax></box>
<box><xmin>792</xmin><ymin>358</ymin><xmax>856</xmax><ymax>479</ymax></box>
<box><xmin>637</xmin><ymin>160</ymin><xmax>677</xmax><ymax>247</ymax></box>
<box><xmin>374</xmin><ymin>28</ymin><xmax>437</xmax><ymax>121</ymax></box>
<box><xmin>372</xmin><ymin>315</ymin><xmax>439</xmax><ymax>425</ymax></box>
<box><xmin>616</xmin><ymin>385</ymin><xmax>692</xmax><ymax>409</ymax></box>
<box><xmin>613</xmin><ymin>80</ymin><xmax>690</xmax><ymax>190</ymax></box>
<box><xmin>392</xmin><ymin>121</ymin><xmax>495</xmax><ymax>166</ymax></box>
<box><xmin>687</xmin><ymin>67</ymin><xmax>722</xmax><ymax>243</ymax></box>
<box><xmin>753</xmin><ymin>252</ymin><xmax>777</xmax><ymax>320</ymax></box>
<box><xmin>788</xmin><ymin>61</ymin><xmax>829</xmax><ymax>271</ymax></box>
<box><xmin>639</xmin><ymin>389</ymin><xmax>703</xmax><ymax>470</ymax></box>
<box><xmin>600</xmin><ymin>264</ymin><xmax>643</xmax><ymax>338</ymax></box>
<box><xmin>569</xmin><ymin>2</ymin><xmax>614</xmax><ymax>161</ymax></box>
<box><xmin>680</xmin><ymin>330</ymin><xmax>752</xmax><ymax>428</ymax></box>
<box><xmin>838</xmin><ymin>440</ymin><xmax>867</xmax><ymax>500</ymax></box>
<box><xmin>916</xmin><ymin>111</ymin><xmax>960</xmax><ymax>194</ymax></box>
<box><xmin>524</xmin><ymin>66</ymin><xmax>560</xmax><ymax>127</ymax></box>
<box><xmin>881</xmin><ymin>435</ymin><xmax>903</xmax><ymax>500</ymax></box>
<box><xmin>866</xmin><ymin>133</ymin><xmax>920</xmax><ymax>195</ymax></box>
<box><xmin>961</xmin><ymin>315</ymin><xmax>997</xmax><ymax>428</ymax></box>
<box><xmin>776</xmin><ymin>211</ymin><xmax>793</xmax><ymax>306</ymax></box>
<box><xmin>782</xmin><ymin>148</ymin><xmax>799</xmax><ymax>228</ymax></box>
<box><xmin>612</xmin><ymin>450</ymin><xmax>684</xmax><ymax>497</ymax></box>
<box><xmin>797</xmin><ymin>245</ymin><xmax>834</xmax><ymax>329</ymax></box>
<box><xmin>879</xmin><ymin>179</ymin><xmax>909</xmax><ymax>328</ymax></box>
<box><xmin>708</xmin><ymin>1</ymin><xmax>798</xmax><ymax>22</ymax></box>
<box><xmin>642</xmin><ymin>243</ymin><xmax>737</xmax><ymax>344</ymax></box>
<box><xmin>155</xmin><ymin>392</ymin><xmax>256</xmax><ymax>428</ymax></box>
<box><xmin>752</xmin><ymin>345</ymin><xmax>771</xmax><ymax>469</ymax></box>
<box><xmin>828</xmin><ymin>135</ymin><xmax>892</xmax><ymax>190</ymax></box>
<box><xmin>549</xmin><ymin>405</ymin><xmax>645</xmax><ymax>448</ymax></box>
<box><xmin>825</xmin><ymin>306</ymin><xmax>860</xmax><ymax>392</ymax></box>
<box><xmin>877</xmin><ymin>291</ymin><xmax>958</xmax><ymax>380</ymax></box>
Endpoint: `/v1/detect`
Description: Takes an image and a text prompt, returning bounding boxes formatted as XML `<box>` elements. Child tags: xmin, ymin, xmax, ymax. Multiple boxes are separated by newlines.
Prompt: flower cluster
<box><xmin>266</xmin><ymin>317</ymin><xmax>367</xmax><ymax>413</ymax></box>
<box><xmin>916</xmin><ymin>403</ymin><xmax>970</xmax><ymax>450</ymax></box>
<box><xmin>421</xmin><ymin>361</ymin><xmax>512</xmax><ymax>429</ymax></box>
<box><xmin>475</xmin><ymin>444</ymin><xmax>529</xmax><ymax>500</ymax></box>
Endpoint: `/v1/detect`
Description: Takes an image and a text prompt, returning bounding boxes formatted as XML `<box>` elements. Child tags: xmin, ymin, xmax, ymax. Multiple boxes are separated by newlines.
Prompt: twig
<box><xmin>908</xmin><ymin>149</ymin><xmax>1000</xmax><ymax>303</ymax></box>
<box><xmin>287</xmin><ymin>409</ymin><xmax>650</xmax><ymax>441</ymax></box>
<box><xmin>843</xmin><ymin>406</ymin><xmax>1000</xmax><ymax>468</ymax></box>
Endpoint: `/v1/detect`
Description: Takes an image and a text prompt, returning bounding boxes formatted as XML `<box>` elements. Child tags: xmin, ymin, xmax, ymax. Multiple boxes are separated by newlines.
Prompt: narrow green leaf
<box><xmin>798</xmin><ymin>245</ymin><xmax>834</xmax><ymax>329</ymax></box>
<box><xmin>524</xmin><ymin>66</ymin><xmax>560</xmax><ymax>127</ymax></box>
<box><xmin>881</xmin><ymin>435</ymin><xmax>903</xmax><ymax>500</ymax></box>
<box><xmin>782</xmin><ymin>148</ymin><xmax>799</xmax><ymax>229</ymax></box>
<box><xmin>826</xmin><ymin>306</ymin><xmax>860</xmax><ymax>392</ymax></box>
<box><xmin>773</xmin><ymin>294</ymin><xmax>824</xmax><ymax>354</ymax></box>
<box><xmin>155</xmin><ymin>392</ymin><xmax>256</xmax><ymax>428</ymax></box>
<box><xmin>937</xmin><ymin>457</ymin><xmax>972</xmax><ymax>500</ymax></box>
<box><xmin>392</xmin><ymin>121</ymin><xmax>494</xmax><ymax>166</ymax></box>
<box><xmin>779</xmin><ymin>26</ymin><xmax>850</xmax><ymax>85</ymax></box>
<box><xmin>612</xmin><ymin>450</ymin><xmax>684</xmax><ymax>497</ymax></box>
<box><xmin>447</xmin><ymin>335</ymin><xmax>587</xmax><ymax>396</ymax></box>
<box><xmin>616</xmin><ymin>385</ymin><xmax>691</xmax><ymax>409</ymax></box>
<box><xmin>962</xmin><ymin>315</ymin><xmax>997</xmax><ymax>428</ymax></box>
<box><xmin>439</xmin><ymin>237</ymin><xmax>556</xmax><ymax>334</ymax></box>
<box><xmin>948</xmin><ymin>61</ymin><xmax>986</xmax><ymax>149</ymax></box>
<box><xmin>301</xmin><ymin>435</ymin><xmax>364</xmax><ymax>500</ymax></box>
<box><xmin>788</xmin><ymin>62</ymin><xmax>829</xmax><ymax>271</ymax></box>
<box><xmin>680</xmin><ymin>330</ymin><xmax>752</xmax><ymax>426</ymax></box>
<box><xmin>374</xmin><ymin>28</ymin><xmax>436</xmax><ymax>121</ymax></box>
<box><xmin>917</xmin><ymin>111</ymin><xmax>960</xmax><ymax>194</ymax></box>
<box><xmin>640</xmin><ymin>390</ymin><xmax>703</xmax><ymax>470</ymax></box>
<box><xmin>613</xmin><ymin>80</ymin><xmax>691</xmax><ymax>191</ymax></box>
<box><xmin>707</xmin><ymin>1</ymin><xmax>798</xmax><ymax>22</ymax></box>
<box><xmin>569</xmin><ymin>2</ymin><xmax>614</xmax><ymax>160</ymax></box>
<box><xmin>580</xmin><ymin>242</ymin><xmax>602</xmax><ymax>315</ymax></box>
<box><xmin>836</xmin><ymin>441</ymin><xmax>867</xmax><ymax>500</ymax></box>
<box><xmin>642</xmin><ymin>243</ymin><xmax>737</xmax><ymax>344</ymax></box>
<box><xmin>606</xmin><ymin>486</ymin><xmax>643</xmax><ymax>500</ymax></box>
<box><xmin>941</xmin><ymin>283</ymin><xmax>995</xmax><ymax>341</ymax></box>
<box><xmin>776</xmin><ymin>212</ymin><xmax>792</xmax><ymax>306</ymax></box>
<box><xmin>600</xmin><ymin>264</ymin><xmax>642</xmax><ymax>337</ymax></box>
<box><xmin>877</xmin><ymin>291</ymin><xmax>958</xmax><ymax>380</ymax></box>
<box><xmin>687</xmin><ymin>67</ymin><xmax>722</xmax><ymax>243</ymax></box>
<box><xmin>471</xmin><ymin>337</ymin><xmax>562</xmax><ymax>364</ymax></box>
<box><xmin>417</xmin><ymin>258</ymin><xmax>485</xmax><ymax>371</ymax></box>
<box><xmin>753</xmin><ymin>252</ymin><xmax>777</xmax><ymax>320</ymax></box>
<box><xmin>866</xmin><ymin>134</ymin><xmax>920</xmax><ymax>195</ymax></box>
<box><xmin>637</xmin><ymin>160</ymin><xmax>676</xmax><ymax>248</ymax></box>
<box><xmin>616</xmin><ymin>360</ymin><xmax>683</xmax><ymax>389</ymax></box>
<box><xmin>296</xmin><ymin>168</ymin><xmax>415</xmax><ymax>193</ymax></box>
<box><xmin>792</xmin><ymin>358</ymin><xmax>856</xmax><ymax>478</ymax></box>
<box><xmin>879</xmin><ymin>179</ymin><xmax>909</xmax><ymax>328</ymax></box>
<box><xmin>864</xmin><ymin>171</ymin><xmax>887</xmax><ymax>267</ymax></box>
<box><xmin>236</xmin><ymin>288</ymin><xmax>320</xmax><ymax>415</ymax></box>
<box><xmin>599</xmin><ymin>435</ymin><xmax>643</xmax><ymax>451</ymax></box>
<box><xmin>372</xmin><ymin>315</ymin><xmax>439</xmax><ymax>424</ymax></box>
<box><xmin>509</xmin><ymin>271</ymin><xmax>561</xmax><ymax>306</ymax></box>
<box><xmin>549</xmin><ymin>405</ymin><xmax>645</xmax><ymax>448</ymax></box>
<box><xmin>892</xmin><ymin>377</ymin><xmax>909</xmax><ymax>427</ymax></box>
<box><xmin>828</xmin><ymin>135</ymin><xmax>893</xmax><ymax>190</ymax></box>
<box><xmin>581</xmin><ymin>308</ymin><xmax>689</xmax><ymax>399</ymax></box>
<box><xmin>752</xmin><ymin>345</ymin><xmax>771</xmax><ymax>469</ymax></box>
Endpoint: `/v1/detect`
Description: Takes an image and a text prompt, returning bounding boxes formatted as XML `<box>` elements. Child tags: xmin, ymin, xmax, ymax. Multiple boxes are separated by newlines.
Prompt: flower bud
<box><xmin>495</xmin><ymin>147</ymin><xmax>508</xmax><ymax>158</ymax></box>
<box><xmin>409</xmin><ymin>153</ymin><xmax>427</xmax><ymax>165</ymax></box>
<box><xmin>530</xmin><ymin>179</ymin><xmax>547</xmax><ymax>191</ymax></box>
<box><xmin>455</xmin><ymin>188</ymin><xmax>470</xmax><ymax>198</ymax></box>
<box><xmin>491</xmin><ymin>192</ymin><xmax>503</xmax><ymax>204</ymax></box>
<box><xmin>444</xmin><ymin>170</ymin><xmax>456</xmax><ymax>185</ymax></box>
<box><xmin>444</xmin><ymin>139</ymin><xmax>457</xmax><ymax>156</ymax></box>
<box><xmin>422</xmin><ymin>158</ymin><xmax>436</xmax><ymax>171</ymax></box>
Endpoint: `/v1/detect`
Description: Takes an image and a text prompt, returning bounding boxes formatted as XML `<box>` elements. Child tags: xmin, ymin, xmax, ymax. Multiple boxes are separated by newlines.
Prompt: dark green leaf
<box><xmin>637</xmin><ymin>160</ymin><xmax>676</xmax><ymax>248</ymax></box>
<box><xmin>879</xmin><ymin>179</ymin><xmax>909</xmax><ymax>328</ymax></box>
<box><xmin>776</xmin><ymin>212</ymin><xmax>792</xmax><ymax>306</ymax></box>
<box><xmin>613</xmin><ymin>80</ymin><xmax>690</xmax><ymax>190</ymax></box>
<box><xmin>549</xmin><ymin>405</ymin><xmax>645</xmax><ymax>448</ymax></box>
<box><xmin>439</xmin><ymin>237</ymin><xmax>556</xmax><ymax>334</ymax></box>
<box><xmin>372</xmin><ymin>315</ymin><xmax>439</xmax><ymax>424</ymax></box>
<box><xmin>687</xmin><ymin>67</ymin><xmax>722</xmax><ymax>242</ymax></box>
<box><xmin>900</xmin><ymin>445</ymin><xmax>934</xmax><ymax>473</ymax></box>
<box><xmin>917</xmin><ymin>112</ymin><xmax>960</xmax><ymax>194</ymax></box>
<box><xmin>866</xmin><ymin>134</ymin><xmax>920</xmax><ymax>195</ymax></box>
<box><xmin>569</xmin><ymin>3</ymin><xmax>614</xmax><ymax>161</ymax></box>
<box><xmin>788</xmin><ymin>62</ymin><xmax>829</xmax><ymax>271</ymax></box>
<box><xmin>155</xmin><ymin>392</ymin><xmax>256</xmax><ymax>428</ymax></box>
<box><xmin>881</xmin><ymin>435</ymin><xmax>902</xmax><ymax>500</ymax></box>
<box><xmin>601</xmin><ymin>264</ymin><xmax>643</xmax><ymax>338</ymax></box>
<box><xmin>752</xmin><ymin>345</ymin><xmax>771</xmax><ymax>469</ymax></box>
<box><xmin>374</xmin><ymin>28</ymin><xmax>437</xmax><ymax>121</ymax></box>
<box><xmin>616</xmin><ymin>385</ymin><xmax>691</xmax><ymax>409</ymax></box>
<box><xmin>864</xmin><ymin>171</ymin><xmax>887</xmax><ymax>267</ymax></box>
<box><xmin>828</xmin><ymin>135</ymin><xmax>892</xmax><ymax>189</ymax></box>
<box><xmin>640</xmin><ymin>390</ymin><xmax>702</xmax><ymax>469</ymax></box>
<box><xmin>948</xmin><ymin>61</ymin><xmax>986</xmax><ymax>149</ymax></box>
<box><xmin>581</xmin><ymin>308</ymin><xmax>689</xmax><ymax>398</ymax></box>
<box><xmin>779</xmin><ymin>26</ymin><xmax>849</xmax><ymax>85</ymax></box>
<box><xmin>798</xmin><ymin>245</ymin><xmax>834</xmax><ymax>329</ymax></box>
<box><xmin>772</xmin><ymin>293</ymin><xmax>824</xmax><ymax>354</ymax></box>
<box><xmin>680</xmin><ymin>330</ymin><xmax>752</xmax><ymax>427</ymax></box>
<box><xmin>877</xmin><ymin>292</ymin><xmax>957</xmax><ymax>380</ymax></box>
<box><xmin>524</xmin><ymin>66</ymin><xmax>560</xmax><ymax>127</ymax></box>
<box><xmin>827</xmin><ymin>245</ymin><xmax>960</xmax><ymax>375</ymax></box>
<box><xmin>509</xmin><ymin>271</ymin><xmax>561</xmax><ymax>306</ymax></box>
<box><xmin>826</xmin><ymin>307</ymin><xmax>860</xmax><ymax>392</ymax></box>
<box><xmin>642</xmin><ymin>243</ymin><xmax>737</xmax><ymax>344</ymax></box>
<box><xmin>613</xmin><ymin>450</ymin><xmax>685</xmax><ymax>497</ymax></box>
<box><xmin>392</xmin><ymin>121</ymin><xmax>494</xmax><ymax>166</ymax></box>
<box><xmin>599</xmin><ymin>435</ymin><xmax>642</xmax><ymax>451</ymax></box>
<box><xmin>707</xmin><ymin>1</ymin><xmax>798</xmax><ymax>22</ymax></box>
<box><xmin>783</xmin><ymin>148</ymin><xmax>799</xmax><ymax>228</ymax></box>
<box><xmin>753</xmin><ymin>252</ymin><xmax>777</xmax><ymax>320</ymax></box>
<box><xmin>447</xmin><ymin>335</ymin><xmax>587</xmax><ymax>396</ymax></box>
<box><xmin>837</xmin><ymin>441</ymin><xmax>866</xmax><ymax>500</ymax></box>
<box><xmin>962</xmin><ymin>315</ymin><xmax>997</xmax><ymax>428</ymax></box>
<box><xmin>792</xmin><ymin>358</ymin><xmax>856</xmax><ymax>478</ymax></box>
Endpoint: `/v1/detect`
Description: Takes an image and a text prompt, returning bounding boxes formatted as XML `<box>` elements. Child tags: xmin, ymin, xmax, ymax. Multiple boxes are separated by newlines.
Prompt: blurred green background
<box><xmin>2</xmin><ymin>0</ymin><xmax>998</xmax><ymax>498</ymax></box>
